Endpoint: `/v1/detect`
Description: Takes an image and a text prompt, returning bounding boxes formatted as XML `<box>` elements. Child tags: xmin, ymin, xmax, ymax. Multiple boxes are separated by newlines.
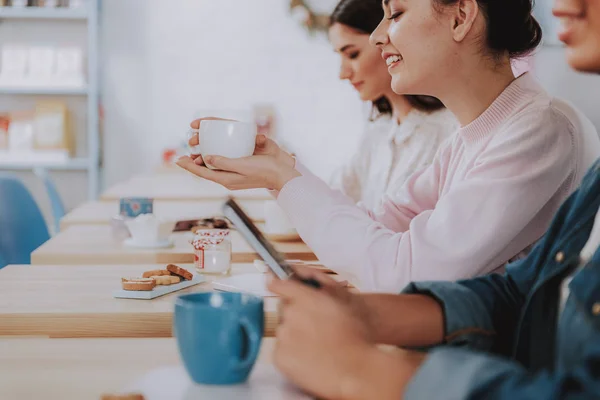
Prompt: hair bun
<box><xmin>484</xmin><ymin>0</ymin><xmax>543</xmax><ymax>57</ymax></box>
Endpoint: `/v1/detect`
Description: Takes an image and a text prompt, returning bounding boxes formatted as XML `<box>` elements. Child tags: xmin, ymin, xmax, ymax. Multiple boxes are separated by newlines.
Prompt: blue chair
<box><xmin>34</xmin><ymin>167</ymin><xmax>66</xmax><ymax>234</ymax></box>
<box><xmin>0</xmin><ymin>173</ymin><xmax>50</xmax><ymax>267</ymax></box>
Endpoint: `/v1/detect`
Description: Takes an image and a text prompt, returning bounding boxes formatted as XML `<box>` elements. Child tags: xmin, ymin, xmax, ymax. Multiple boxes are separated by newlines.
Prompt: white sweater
<box><xmin>330</xmin><ymin>108</ymin><xmax>459</xmax><ymax>211</ymax></box>
<box><xmin>279</xmin><ymin>74</ymin><xmax>587</xmax><ymax>292</ymax></box>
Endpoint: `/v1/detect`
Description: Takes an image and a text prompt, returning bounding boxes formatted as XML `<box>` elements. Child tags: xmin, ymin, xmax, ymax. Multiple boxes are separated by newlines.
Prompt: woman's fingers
<box><xmin>177</xmin><ymin>156</ymin><xmax>260</xmax><ymax>190</ymax></box>
<box><xmin>192</xmin><ymin>154</ymin><xmax>204</xmax><ymax>165</ymax></box>
<box><xmin>188</xmin><ymin>132</ymin><xmax>199</xmax><ymax>146</ymax></box>
<box><xmin>189</xmin><ymin>116</ymin><xmax>237</xmax><ymax>130</ymax></box>
<box><xmin>292</xmin><ymin>266</ymin><xmax>340</xmax><ymax>286</ymax></box>
<box><xmin>256</xmin><ymin>134</ymin><xmax>268</xmax><ymax>148</ymax></box>
<box><xmin>177</xmin><ymin>157</ymin><xmax>234</xmax><ymax>183</ymax></box>
<box><xmin>204</xmin><ymin>155</ymin><xmax>250</xmax><ymax>174</ymax></box>
<box><xmin>268</xmin><ymin>275</ymin><xmax>322</xmax><ymax>302</ymax></box>
<box><xmin>188</xmin><ymin>117</ymin><xmax>243</xmax><ymax>148</ymax></box>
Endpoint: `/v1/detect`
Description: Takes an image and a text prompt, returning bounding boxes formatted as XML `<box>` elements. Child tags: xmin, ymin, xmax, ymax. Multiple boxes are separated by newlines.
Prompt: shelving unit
<box><xmin>0</xmin><ymin>6</ymin><xmax>88</xmax><ymax>19</ymax></box>
<box><xmin>0</xmin><ymin>86</ymin><xmax>88</xmax><ymax>95</ymax></box>
<box><xmin>0</xmin><ymin>1</ymin><xmax>101</xmax><ymax>200</ymax></box>
<box><xmin>0</xmin><ymin>157</ymin><xmax>89</xmax><ymax>170</ymax></box>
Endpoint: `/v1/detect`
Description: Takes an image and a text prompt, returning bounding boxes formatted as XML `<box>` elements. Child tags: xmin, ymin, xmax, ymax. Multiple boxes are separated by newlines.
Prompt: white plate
<box><xmin>212</xmin><ymin>274</ymin><xmax>276</xmax><ymax>298</ymax></box>
<box><xmin>123</xmin><ymin>364</ymin><xmax>310</xmax><ymax>400</ymax></box>
<box><xmin>123</xmin><ymin>237</ymin><xmax>174</xmax><ymax>249</ymax></box>
<box><xmin>113</xmin><ymin>275</ymin><xmax>206</xmax><ymax>300</ymax></box>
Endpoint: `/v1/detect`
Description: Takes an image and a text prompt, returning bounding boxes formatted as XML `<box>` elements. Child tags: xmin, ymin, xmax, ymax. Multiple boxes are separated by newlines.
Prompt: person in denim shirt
<box><xmin>266</xmin><ymin>0</ymin><xmax>600</xmax><ymax>398</ymax></box>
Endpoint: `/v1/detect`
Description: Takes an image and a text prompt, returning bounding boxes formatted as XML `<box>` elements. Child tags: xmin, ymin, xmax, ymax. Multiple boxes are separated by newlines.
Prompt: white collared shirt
<box><xmin>330</xmin><ymin>108</ymin><xmax>459</xmax><ymax>211</ymax></box>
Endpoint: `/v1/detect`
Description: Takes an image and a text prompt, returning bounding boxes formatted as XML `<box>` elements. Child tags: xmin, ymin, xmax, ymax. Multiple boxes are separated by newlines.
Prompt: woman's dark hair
<box><xmin>330</xmin><ymin>0</ymin><xmax>445</xmax><ymax>116</ymax></box>
<box><xmin>434</xmin><ymin>0</ymin><xmax>542</xmax><ymax>59</ymax></box>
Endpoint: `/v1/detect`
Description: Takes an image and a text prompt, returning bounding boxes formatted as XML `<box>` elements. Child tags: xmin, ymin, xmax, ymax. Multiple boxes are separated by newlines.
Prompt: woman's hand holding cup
<box><xmin>177</xmin><ymin>117</ymin><xmax>300</xmax><ymax>191</ymax></box>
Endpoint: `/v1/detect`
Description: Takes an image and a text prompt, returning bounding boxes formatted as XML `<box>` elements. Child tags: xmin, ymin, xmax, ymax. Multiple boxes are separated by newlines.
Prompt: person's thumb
<box><xmin>255</xmin><ymin>134</ymin><xmax>269</xmax><ymax>151</ymax></box>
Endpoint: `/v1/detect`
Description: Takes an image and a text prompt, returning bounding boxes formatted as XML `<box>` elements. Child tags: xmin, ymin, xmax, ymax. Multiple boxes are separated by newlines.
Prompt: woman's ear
<box><xmin>448</xmin><ymin>0</ymin><xmax>479</xmax><ymax>43</ymax></box>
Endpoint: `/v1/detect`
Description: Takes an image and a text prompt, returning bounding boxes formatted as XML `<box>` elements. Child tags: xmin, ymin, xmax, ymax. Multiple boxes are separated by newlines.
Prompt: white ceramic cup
<box><xmin>196</xmin><ymin>120</ymin><xmax>257</xmax><ymax>170</ymax></box>
<box><xmin>263</xmin><ymin>200</ymin><xmax>297</xmax><ymax>235</ymax></box>
<box><xmin>124</xmin><ymin>214</ymin><xmax>175</xmax><ymax>244</ymax></box>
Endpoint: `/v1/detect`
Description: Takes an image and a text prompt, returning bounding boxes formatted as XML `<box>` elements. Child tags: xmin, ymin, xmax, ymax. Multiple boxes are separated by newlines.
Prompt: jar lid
<box><xmin>191</xmin><ymin>229</ymin><xmax>230</xmax><ymax>250</ymax></box>
<box><xmin>194</xmin><ymin>229</ymin><xmax>230</xmax><ymax>237</ymax></box>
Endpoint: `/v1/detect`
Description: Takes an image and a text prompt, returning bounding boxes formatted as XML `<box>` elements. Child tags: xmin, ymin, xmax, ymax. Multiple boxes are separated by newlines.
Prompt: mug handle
<box><xmin>235</xmin><ymin>316</ymin><xmax>262</xmax><ymax>370</ymax></box>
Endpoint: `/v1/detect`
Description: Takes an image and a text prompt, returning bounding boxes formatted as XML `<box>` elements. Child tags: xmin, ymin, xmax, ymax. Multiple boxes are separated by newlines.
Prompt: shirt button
<box><xmin>593</xmin><ymin>303</ymin><xmax>600</xmax><ymax>316</ymax></box>
<box><xmin>555</xmin><ymin>252</ymin><xmax>565</xmax><ymax>262</ymax></box>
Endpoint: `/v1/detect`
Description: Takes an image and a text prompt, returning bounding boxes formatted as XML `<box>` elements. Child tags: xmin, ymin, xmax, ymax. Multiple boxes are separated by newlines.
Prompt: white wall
<box><xmin>100</xmin><ymin>0</ymin><xmax>365</xmax><ymax>189</ymax></box>
<box><xmin>533</xmin><ymin>47</ymin><xmax>600</xmax><ymax>130</ymax></box>
<box><xmin>99</xmin><ymin>0</ymin><xmax>600</xmax><ymax>192</ymax></box>
<box><xmin>3</xmin><ymin>0</ymin><xmax>599</xmax><ymax>228</ymax></box>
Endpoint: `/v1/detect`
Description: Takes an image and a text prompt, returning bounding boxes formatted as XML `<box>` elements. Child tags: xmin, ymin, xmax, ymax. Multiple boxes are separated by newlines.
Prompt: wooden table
<box><xmin>0</xmin><ymin>337</ymin><xmax>276</xmax><ymax>400</ymax></box>
<box><xmin>31</xmin><ymin>225</ymin><xmax>316</xmax><ymax>265</ymax></box>
<box><xmin>60</xmin><ymin>200</ymin><xmax>266</xmax><ymax>231</ymax></box>
<box><xmin>101</xmin><ymin>173</ymin><xmax>272</xmax><ymax>201</ymax></box>
<box><xmin>0</xmin><ymin>264</ymin><xmax>280</xmax><ymax>339</ymax></box>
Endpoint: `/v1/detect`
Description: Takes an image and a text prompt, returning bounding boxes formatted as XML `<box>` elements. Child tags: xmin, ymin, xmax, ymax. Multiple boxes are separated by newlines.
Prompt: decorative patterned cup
<box><xmin>119</xmin><ymin>197</ymin><xmax>154</xmax><ymax>218</ymax></box>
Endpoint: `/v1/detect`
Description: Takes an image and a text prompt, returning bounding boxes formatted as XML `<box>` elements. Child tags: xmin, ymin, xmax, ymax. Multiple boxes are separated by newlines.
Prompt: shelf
<box><xmin>0</xmin><ymin>6</ymin><xmax>88</xmax><ymax>20</ymax></box>
<box><xmin>0</xmin><ymin>158</ymin><xmax>90</xmax><ymax>171</ymax></box>
<box><xmin>0</xmin><ymin>0</ymin><xmax>99</xmax><ymax>199</ymax></box>
<box><xmin>0</xmin><ymin>86</ymin><xmax>87</xmax><ymax>95</ymax></box>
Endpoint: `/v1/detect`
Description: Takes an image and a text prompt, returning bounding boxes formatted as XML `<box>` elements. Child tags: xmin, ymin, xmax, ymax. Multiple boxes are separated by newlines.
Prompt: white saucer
<box><xmin>123</xmin><ymin>364</ymin><xmax>310</xmax><ymax>400</ymax></box>
<box><xmin>123</xmin><ymin>237</ymin><xmax>174</xmax><ymax>249</ymax></box>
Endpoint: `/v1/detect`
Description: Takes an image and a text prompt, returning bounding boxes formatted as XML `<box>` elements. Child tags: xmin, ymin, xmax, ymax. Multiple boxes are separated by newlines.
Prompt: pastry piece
<box><xmin>169</xmin><ymin>275</ymin><xmax>181</xmax><ymax>284</ymax></box>
<box><xmin>142</xmin><ymin>269</ymin><xmax>170</xmax><ymax>278</ymax></box>
<box><xmin>166</xmin><ymin>264</ymin><xmax>193</xmax><ymax>281</ymax></box>
<box><xmin>121</xmin><ymin>277</ymin><xmax>156</xmax><ymax>291</ymax></box>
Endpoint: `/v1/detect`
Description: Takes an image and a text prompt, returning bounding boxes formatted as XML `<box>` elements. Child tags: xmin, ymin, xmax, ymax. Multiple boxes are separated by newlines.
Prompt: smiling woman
<box><xmin>370</xmin><ymin>0</ymin><xmax>542</xmax><ymax>103</ymax></box>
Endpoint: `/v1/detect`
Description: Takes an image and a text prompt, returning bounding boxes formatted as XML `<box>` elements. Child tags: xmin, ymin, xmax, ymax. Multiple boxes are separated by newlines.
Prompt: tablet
<box><xmin>222</xmin><ymin>198</ymin><xmax>320</xmax><ymax>288</ymax></box>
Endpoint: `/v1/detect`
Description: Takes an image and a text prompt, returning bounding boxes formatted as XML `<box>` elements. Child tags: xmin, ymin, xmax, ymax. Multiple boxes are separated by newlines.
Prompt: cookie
<box><xmin>121</xmin><ymin>277</ymin><xmax>156</xmax><ymax>291</ymax></box>
<box><xmin>166</xmin><ymin>264</ymin><xmax>193</xmax><ymax>281</ymax></box>
<box><xmin>151</xmin><ymin>275</ymin><xmax>176</xmax><ymax>285</ymax></box>
<box><xmin>101</xmin><ymin>393</ymin><xmax>145</xmax><ymax>400</ymax></box>
<box><xmin>142</xmin><ymin>269</ymin><xmax>170</xmax><ymax>278</ymax></box>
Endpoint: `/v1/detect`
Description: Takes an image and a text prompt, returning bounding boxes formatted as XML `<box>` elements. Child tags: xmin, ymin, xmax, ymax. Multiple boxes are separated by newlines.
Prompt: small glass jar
<box><xmin>191</xmin><ymin>230</ymin><xmax>232</xmax><ymax>275</ymax></box>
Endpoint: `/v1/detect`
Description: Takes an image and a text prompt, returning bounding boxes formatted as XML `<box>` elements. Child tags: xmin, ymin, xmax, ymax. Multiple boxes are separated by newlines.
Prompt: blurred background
<box><xmin>0</xmin><ymin>0</ymin><xmax>598</xmax><ymax>226</ymax></box>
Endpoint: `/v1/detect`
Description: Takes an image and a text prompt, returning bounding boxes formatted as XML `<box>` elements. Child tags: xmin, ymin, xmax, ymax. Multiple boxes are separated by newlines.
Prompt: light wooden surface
<box><xmin>101</xmin><ymin>173</ymin><xmax>272</xmax><ymax>201</ymax></box>
<box><xmin>0</xmin><ymin>264</ymin><xmax>280</xmax><ymax>339</ymax></box>
<box><xmin>0</xmin><ymin>337</ymin><xmax>276</xmax><ymax>400</ymax></box>
<box><xmin>60</xmin><ymin>199</ymin><xmax>266</xmax><ymax>231</ymax></box>
<box><xmin>31</xmin><ymin>225</ymin><xmax>316</xmax><ymax>265</ymax></box>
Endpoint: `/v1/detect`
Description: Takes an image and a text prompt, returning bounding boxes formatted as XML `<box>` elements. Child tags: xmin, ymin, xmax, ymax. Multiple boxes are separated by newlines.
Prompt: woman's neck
<box><xmin>437</xmin><ymin>60</ymin><xmax>516</xmax><ymax>127</ymax></box>
<box><xmin>386</xmin><ymin>90</ymin><xmax>414</xmax><ymax>124</ymax></box>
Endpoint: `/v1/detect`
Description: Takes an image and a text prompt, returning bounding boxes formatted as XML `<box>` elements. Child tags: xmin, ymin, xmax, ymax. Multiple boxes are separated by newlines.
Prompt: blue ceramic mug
<box><xmin>173</xmin><ymin>292</ymin><xmax>264</xmax><ymax>385</ymax></box>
